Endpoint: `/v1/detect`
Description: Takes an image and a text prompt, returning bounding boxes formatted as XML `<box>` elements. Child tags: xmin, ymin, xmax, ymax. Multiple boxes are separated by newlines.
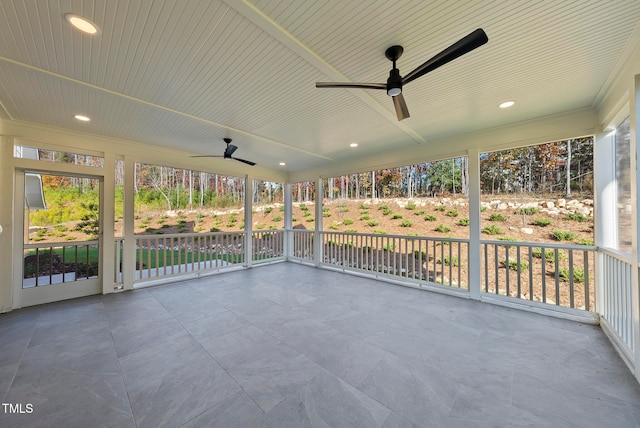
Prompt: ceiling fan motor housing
<box><xmin>387</xmin><ymin>68</ymin><xmax>402</xmax><ymax>96</ymax></box>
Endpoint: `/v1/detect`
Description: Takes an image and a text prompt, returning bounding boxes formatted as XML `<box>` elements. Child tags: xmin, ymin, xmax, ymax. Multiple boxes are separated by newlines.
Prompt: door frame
<box><xmin>13</xmin><ymin>167</ymin><xmax>104</xmax><ymax>308</ymax></box>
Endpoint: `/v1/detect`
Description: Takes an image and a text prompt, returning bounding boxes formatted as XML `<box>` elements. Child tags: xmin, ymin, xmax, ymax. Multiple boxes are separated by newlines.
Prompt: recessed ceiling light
<box><xmin>499</xmin><ymin>100</ymin><xmax>515</xmax><ymax>109</ymax></box>
<box><xmin>74</xmin><ymin>114</ymin><xmax>91</xmax><ymax>122</ymax></box>
<box><xmin>65</xmin><ymin>14</ymin><xmax>100</xmax><ymax>35</ymax></box>
<box><xmin>350</xmin><ymin>143</ymin><xmax>358</xmax><ymax>147</ymax></box>
<box><xmin>279</xmin><ymin>162</ymin><xmax>286</xmax><ymax>166</ymax></box>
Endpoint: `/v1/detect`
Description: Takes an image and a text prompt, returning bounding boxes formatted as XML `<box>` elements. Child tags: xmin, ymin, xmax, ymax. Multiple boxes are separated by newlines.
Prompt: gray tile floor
<box><xmin>1</xmin><ymin>262</ymin><xmax>639</xmax><ymax>427</ymax></box>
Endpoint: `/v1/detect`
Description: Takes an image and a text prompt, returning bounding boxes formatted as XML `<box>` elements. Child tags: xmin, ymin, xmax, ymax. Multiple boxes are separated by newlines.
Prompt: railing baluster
<box><xmin>541</xmin><ymin>246</ymin><xmax>546</xmax><ymax>303</ymax></box>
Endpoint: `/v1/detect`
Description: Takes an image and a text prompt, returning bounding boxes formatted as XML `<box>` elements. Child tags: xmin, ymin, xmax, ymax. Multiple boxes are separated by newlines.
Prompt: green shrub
<box><xmin>359</xmin><ymin>214</ymin><xmax>371</xmax><ymax>220</ymax></box>
<box><xmin>405</xmin><ymin>203</ymin><xmax>416</xmax><ymax>210</ymax></box>
<box><xmin>268</xmin><ymin>225</ymin><xmax>277</xmax><ymax>230</ymax></box>
<box><xmin>482</xmin><ymin>225</ymin><xmax>502</xmax><ymax>235</ymax></box>
<box><xmin>54</xmin><ymin>225</ymin><xmax>68</xmax><ymax>232</ymax></box>
<box><xmin>531</xmin><ymin>248</ymin><xmax>565</xmax><ymax>261</ymax></box>
<box><xmin>291</xmin><ymin>217</ymin><xmax>298</xmax><ymax>222</ymax></box>
<box><xmin>424</xmin><ymin>215</ymin><xmax>437</xmax><ymax>221</ymax></box>
<box><xmin>400</xmin><ymin>220</ymin><xmax>413</xmax><ymax>227</ymax></box>
<box><xmin>303</xmin><ymin>211</ymin><xmax>312</xmax><ymax>217</ymax></box>
<box><xmin>578</xmin><ymin>238</ymin><xmax>594</xmax><ymax>246</ymax></box>
<box><xmin>489</xmin><ymin>213</ymin><xmax>506</xmax><ymax>221</ymax></box>
<box><xmin>272</xmin><ymin>216</ymin><xmax>282</xmax><ymax>222</ymax></box>
<box><xmin>558</xmin><ymin>267</ymin><xmax>584</xmax><ymax>283</ymax></box>
<box><xmin>359</xmin><ymin>204</ymin><xmax>368</xmax><ymax>210</ymax></box>
<box><xmin>263</xmin><ymin>207</ymin><xmax>273</xmax><ymax>214</ymax></box>
<box><xmin>533</xmin><ymin>218</ymin><xmax>552</xmax><ymax>227</ymax></box>
<box><xmin>359</xmin><ymin>209</ymin><xmax>369</xmax><ymax>215</ymax></box>
<box><xmin>210</xmin><ymin>227</ymin><xmax>220</xmax><ymax>232</ymax></box>
<box><xmin>279</xmin><ymin>205</ymin><xmax>285</xmax><ymax>212</ymax></box>
<box><xmin>519</xmin><ymin>207</ymin><xmax>539</xmax><ymax>215</ymax></box>
<box><xmin>366</xmin><ymin>220</ymin><xmax>379</xmax><ymax>227</ymax></box>
<box><xmin>434</xmin><ymin>205</ymin><xmax>446</xmax><ymax>212</ymax></box>
<box><xmin>415</xmin><ymin>210</ymin><xmax>426</xmax><ymax>215</ymax></box>
<box><xmin>382</xmin><ymin>243</ymin><xmax>394</xmax><ymax>251</ymax></box>
<box><xmin>480</xmin><ymin>206</ymin><xmax>487</xmax><ymax>212</ymax></box>
<box><xmin>391</xmin><ymin>213</ymin><xmax>403</xmax><ymax>219</ymax></box>
<box><xmin>381</xmin><ymin>207</ymin><xmax>392</xmax><ymax>215</ymax></box>
<box><xmin>305</xmin><ymin>217</ymin><xmax>315</xmax><ymax>222</ymax></box>
<box><xmin>299</xmin><ymin>204</ymin><xmax>308</xmax><ymax>211</ymax></box>
<box><xmin>446</xmin><ymin>210</ymin><xmax>459</xmax><ymax>217</ymax></box>
<box><xmin>339</xmin><ymin>207</ymin><xmax>349</xmax><ymax>213</ymax></box>
<box><xmin>552</xmin><ymin>229</ymin><xmax>575</xmax><ymax>241</ymax></box>
<box><xmin>343</xmin><ymin>218</ymin><xmax>354</xmax><ymax>225</ymax></box>
<box><xmin>145</xmin><ymin>227</ymin><xmax>154</xmax><ymax>233</ymax></box>
<box><xmin>457</xmin><ymin>218</ymin><xmax>469</xmax><ymax>226</ymax></box>
<box><xmin>565</xmin><ymin>212</ymin><xmax>587</xmax><ymax>222</ymax></box>
<box><xmin>504</xmin><ymin>259</ymin><xmax>529</xmax><ymax>271</ymax></box>
<box><xmin>498</xmin><ymin>236</ymin><xmax>518</xmax><ymax>241</ymax></box>
<box><xmin>255</xmin><ymin>223</ymin><xmax>266</xmax><ymax>229</ymax></box>
<box><xmin>414</xmin><ymin>250</ymin><xmax>426</xmax><ymax>259</ymax></box>
<box><xmin>440</xmin><ymin>255</ymin><xmax>459</xmax><ymax>267</ymax></box>
<box><xmin>35</xmin><ymin>228</ymin><xmax>47</xmax><ymax>237</ymax></box>
<box><xmin>435</xmin><ymin>224</ymin><xmax>451</xmax><ymax>233</ymax></box>
<box><xmin>378</xmin><ymin>204</ymin><xmax>389</xmax><ymax>211</ymax></box>
<box><xmin>328</xmin><ymin>222</ymin><xmax>340</xmax><ymax>230</ymax></box>
<box><xmin>322</xmin><ymin>212</ymin><xmax>332</xmax><ymax>217</ymax></box>
<box><xmin>373</xmin><ymin>229</ymin><xmax>387</xmax><ymax>235</ymax></box>
<box><xmin>194</xmin><ymin>226</ymin><xmax>204</xmax><ymax>232</ymax></box>
<box><xmin>345</xmin><ymin>228</ymin><xmax>358</xmax><ymax>233</ymax></box>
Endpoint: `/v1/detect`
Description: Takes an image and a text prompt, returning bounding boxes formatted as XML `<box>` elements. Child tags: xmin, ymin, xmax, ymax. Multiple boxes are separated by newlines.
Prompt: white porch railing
<box><xmin>291</xmin><ymin>230</ymin><xmax>597</xmax><ymax>312</ymax></box>
<box><xmin>481</xmin><ymin>240</ymin><xmax>596</xmax><ymax>311</ymax></box>
<box><xmin>133</xmin><ymin>231</ymin><xmax>245</xmax><ymax>282</ymax></box>
<box><xmin>290</xmin><ymin>230</ymin><xmax>469</xmax><ymax>289</ymax></box>
<box><xmin>251</xmin><ymin>230</ymin><xmax>285</xmax><ymax>262</ymax></box>
<box><xmin>599</xmin><ymin>248</ymin><xmax>636</xmax><ymax>365</ymax></box>
<box><xmin>23</xmin><ymin>240</ymin><xmax>99</xmax><ymax>288</ymax></box>
<box><xmin>125</xmin><ymin>230</ymin><xmax>285</xmax><ymax>284</ymax></box>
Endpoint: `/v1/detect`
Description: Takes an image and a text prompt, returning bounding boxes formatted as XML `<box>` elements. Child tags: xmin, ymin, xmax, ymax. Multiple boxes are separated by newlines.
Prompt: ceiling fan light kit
<box><xmin>316</xmin><ymin>28</ymin><xmax>488</xmax><ymax>121</ymax></box>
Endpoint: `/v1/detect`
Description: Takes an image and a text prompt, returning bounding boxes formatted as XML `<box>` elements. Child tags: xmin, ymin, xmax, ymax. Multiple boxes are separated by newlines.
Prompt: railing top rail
<box><xmin>598</xmin><ymin>246</ymin><xmax>634</xmax><ymax>264</ymax></box>
<box><xmin>135</xmin><ymin>231</ymin><xmax>244</xmax><ymax>240</ymax></box>
<box><xmin>319</xmin><ymin>230</ymin><xmax>470</xmax><ymax>243</ymax></box>
<box><xmin>24</xmin><ymin>240</ymin><xmax>100</xmax><ymax>249</ymax></box>
<box><xmin>480</xmin><ymin>239</ymin><xmax>595</xmax><ymax>251</ymax></box>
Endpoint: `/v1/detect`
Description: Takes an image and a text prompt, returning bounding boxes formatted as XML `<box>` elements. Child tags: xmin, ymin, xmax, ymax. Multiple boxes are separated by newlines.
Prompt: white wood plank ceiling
<box><xmin>1</xmin><ymin>0</ymin><xmax>639</xmax><ymax>176</ymax></box>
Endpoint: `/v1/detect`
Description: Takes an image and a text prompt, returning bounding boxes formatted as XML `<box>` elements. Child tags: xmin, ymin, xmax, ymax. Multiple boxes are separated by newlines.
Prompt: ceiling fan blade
<box><xmin>232</xmin><ymin>157</ymin><xmax>256</xmax><ymax>166</ymax></box>
<box><xmin>402</xmin><ymin>28</ymin><xmax>488</xmax><ymax>85</ymax></box>
<box><xmin>190</xmin><ymin>155</ymin><xmax>224</xmax><ymax>158</ymax></box>
<box><xmin>316</xmin><ymin>82</ymin><xmax>386</xmax><ymax>90</ymax></box>
<box><xmin>226</xmin><ymin>144</ymin><xmax>238</xmax><ymax>157</ymax></box>
<box><xmin>392</xmin><ymin>93</ymin><xmax>410</xmax><ymax>121</ymax></box>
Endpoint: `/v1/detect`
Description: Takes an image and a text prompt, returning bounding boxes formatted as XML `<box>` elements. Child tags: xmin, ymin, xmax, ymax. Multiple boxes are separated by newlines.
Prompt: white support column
<box><xmin>314</xmin><ymin>177</ymin><xmax>323</xmax><ymax>267</ymax></box>
<box><xmin>467</xmin><ymin>148</ymin><xmax>482</xmax><ymax>300</ymax></box>
<box><xmin>594</xmin><ymin>131</ymin><xmax>617</xmax><ymax>250</ymax></box>
<box><xmin>101</xmin><ymin>152</ymin><xmax>116</xmax><ymax>294</ymax></box>
<box><xmin>594</xmin><ymin>130</ymin><xmax>616</xmax><ymax>315</ymax></box>
<box><xmin>0</xmin><ymin>136</ymin><xmax>15</xmax><ymax>312</ymax></box>
<box><xmin>244</xmin><ymin>176</ymin><xmax>253</xmax><ymax>267</ymax></box>
<box><xmin>122</xmin><ymin>157</ymin><xmax>136</xmax><ymax>290</ymax></box>
<box><xmin>283</xmin><ymin>183</ymin><xmax>293</xmax><ymax>259</ymax></box>
<box><xmin>631</xmin><ymin>75</ymin><xmax>640</xmax><ymax>382</ymax></box>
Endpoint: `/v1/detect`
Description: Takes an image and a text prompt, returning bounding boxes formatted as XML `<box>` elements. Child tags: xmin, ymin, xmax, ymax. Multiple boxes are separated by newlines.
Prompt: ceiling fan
<box><xmin>316</xmin><ymin>28</ymin><xmax>488</xmax><ymax>121</ymax></box>
<box><xmin>191</xmin><ymin>138</ymin><xmax>256</xmax><ymax>166</ymax></box>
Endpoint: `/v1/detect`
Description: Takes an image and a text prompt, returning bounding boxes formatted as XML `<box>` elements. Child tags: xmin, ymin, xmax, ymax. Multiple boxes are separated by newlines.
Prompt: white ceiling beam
<box><xmin>224</xmin><ymin>0</ymin><xmax>426</xmax><ymax>144</ymax></box>
<box><xmin>0</xmin><ymin>55</ymin><xmax>336</xmax><ymax>162</ymax></box>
